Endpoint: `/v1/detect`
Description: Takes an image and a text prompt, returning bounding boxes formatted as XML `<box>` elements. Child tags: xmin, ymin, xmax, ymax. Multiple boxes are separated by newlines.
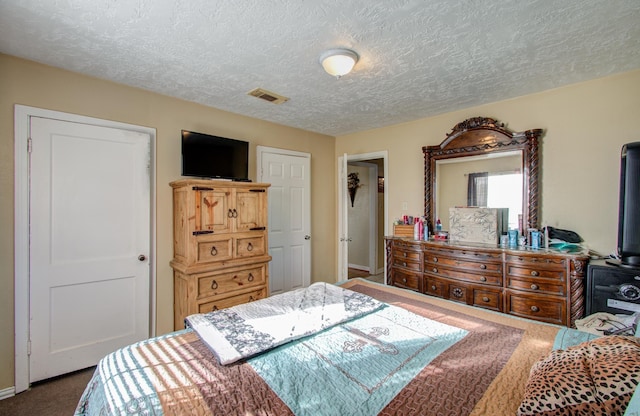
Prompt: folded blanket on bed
<box><xmin>185</xmin><ymin>282</ymin><xmax>385</xmax><ymax>364</ymax></box>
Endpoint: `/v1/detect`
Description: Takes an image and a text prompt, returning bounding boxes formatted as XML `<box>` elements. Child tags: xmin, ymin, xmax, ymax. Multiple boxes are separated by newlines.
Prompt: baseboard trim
<box><xmin>0</xmin><ymin>386</ymin><xmax>16</xmax><ymax>400</ymax></box>
<box><xmin>348</xmin><ymin>264</ymin><xmax>369</xmax><ymax>272</ymax></box>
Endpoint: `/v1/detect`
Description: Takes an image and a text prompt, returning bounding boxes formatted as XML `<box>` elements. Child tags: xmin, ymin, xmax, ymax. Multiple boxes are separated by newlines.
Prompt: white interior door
<box><xmin>257</xmin><ymin>147</ymin><xmax>311</xmax><ymax>295</ymax></box>
<box><xmin>28</xmin><ymin>116</ymin><xmax>151</xmax><ymax>382</ymax></box>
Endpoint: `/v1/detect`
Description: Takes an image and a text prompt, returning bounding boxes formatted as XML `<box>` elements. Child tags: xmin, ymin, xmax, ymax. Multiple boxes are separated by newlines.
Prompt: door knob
<box><xmin>305</xmin><ymin>235</ymin><xmax>311</xmax><ymax>240</ymax></box>
<box><xmin>138</xmin><ymin>255</ymin><xmax>147</xmax><ymax>261</ymax></box>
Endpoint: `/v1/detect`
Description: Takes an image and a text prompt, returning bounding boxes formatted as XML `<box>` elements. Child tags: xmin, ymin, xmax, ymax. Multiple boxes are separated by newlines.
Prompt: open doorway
<box><xmin>338</xmin><ymin>151</ymin><xmax>388</xmax><ymax>283</ymax></box>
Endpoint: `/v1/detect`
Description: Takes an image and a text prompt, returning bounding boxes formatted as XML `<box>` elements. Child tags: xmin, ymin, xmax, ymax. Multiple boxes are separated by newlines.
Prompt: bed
<box><xmin>74</xmin><ymin>279</ymin><xmax>640</xmax><ymax>415</ymax></box>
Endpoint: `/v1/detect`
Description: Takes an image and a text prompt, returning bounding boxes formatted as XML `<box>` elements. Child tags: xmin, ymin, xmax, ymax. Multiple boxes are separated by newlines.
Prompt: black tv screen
<box><xmin>181</xmin><ymin>130</ymin><xmax>249</xmax><ymax>181</ymax></box>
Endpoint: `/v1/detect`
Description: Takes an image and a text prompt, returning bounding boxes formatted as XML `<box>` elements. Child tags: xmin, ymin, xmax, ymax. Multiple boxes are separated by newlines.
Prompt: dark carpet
<box><xmin>0</xmin><ymin>367</ymin><xmax>95</xmax><ymax>416</ymax></box>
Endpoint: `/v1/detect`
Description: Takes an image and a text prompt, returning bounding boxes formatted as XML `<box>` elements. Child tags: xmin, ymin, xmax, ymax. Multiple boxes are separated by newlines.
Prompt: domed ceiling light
<box><xmin>319</xmin><ymin>48</ymin><xmax>359</xmax><ymax>79</ymax></box>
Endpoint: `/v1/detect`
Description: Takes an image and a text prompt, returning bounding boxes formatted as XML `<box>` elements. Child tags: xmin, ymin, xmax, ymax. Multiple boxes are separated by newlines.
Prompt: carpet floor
<box><xmin>0</xmin><ymin>366</ymin><xmax>95</xmax><ymax>416</ymax></box>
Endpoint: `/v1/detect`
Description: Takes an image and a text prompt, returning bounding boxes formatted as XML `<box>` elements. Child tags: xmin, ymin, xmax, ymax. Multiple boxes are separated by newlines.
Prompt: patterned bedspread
<box><xmin>74</xmin><ymin>279</ymin><xmax>596</xmax><ymax>416</ymax></box>
<box><xmin>185</xmin><ymin>282</ymin><xmax>384</xmax><ymax>365</ymax></box>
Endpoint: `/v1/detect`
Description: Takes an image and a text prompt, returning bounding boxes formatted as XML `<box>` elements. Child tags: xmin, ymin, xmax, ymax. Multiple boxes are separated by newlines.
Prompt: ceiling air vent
<box><xmin>247</xmin><ymin>88</ymin><xmax>289</xmax><ymax>105</ymax></box>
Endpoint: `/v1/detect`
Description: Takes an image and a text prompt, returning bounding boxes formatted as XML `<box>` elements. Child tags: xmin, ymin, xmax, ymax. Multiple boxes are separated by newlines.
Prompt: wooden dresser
<box><xmin>170</xmin><ymin>179</ymin><xmax>271</xmax><ymax>330</ymax></box>
<box><xmin>386</xmin><ymin>237</ymin><xmax>589</xmax><ymax>327</ymax></box>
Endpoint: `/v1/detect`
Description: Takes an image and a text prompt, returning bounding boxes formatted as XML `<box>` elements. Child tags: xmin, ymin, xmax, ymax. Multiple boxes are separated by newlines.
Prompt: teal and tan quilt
<box><xmin>76</xmin><ymin>279</ymin><xmax>634</xmax><ymax>416</ymax></box>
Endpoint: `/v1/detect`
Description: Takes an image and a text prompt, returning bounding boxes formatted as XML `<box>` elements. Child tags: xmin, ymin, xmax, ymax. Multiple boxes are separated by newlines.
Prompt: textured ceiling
<box><xmin>1</xmin><ymin>0</ymin><xmax>639</xmax><ymax>136</ymax></box>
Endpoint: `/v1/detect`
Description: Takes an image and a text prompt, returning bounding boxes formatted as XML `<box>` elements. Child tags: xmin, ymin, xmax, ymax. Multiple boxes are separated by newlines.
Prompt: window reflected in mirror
<box><xmin>436</xmin><ymin>151</ymin><xmax>522</xmax><ymax>231</ymax></box>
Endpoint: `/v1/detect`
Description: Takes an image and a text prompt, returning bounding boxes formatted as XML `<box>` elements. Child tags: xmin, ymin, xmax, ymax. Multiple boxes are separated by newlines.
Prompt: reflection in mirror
<box><xmin>436</xmin><ymin>151</ymin><xmax>522</xmax><ymax>230</ymax></box>
<box><xmin>423</xmin><ymin>117</ymin><xmax>543</xmax><ymax>235</ymax></box>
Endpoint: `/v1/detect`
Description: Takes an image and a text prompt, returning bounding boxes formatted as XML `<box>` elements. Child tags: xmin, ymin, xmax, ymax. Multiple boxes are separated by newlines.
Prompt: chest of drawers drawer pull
<box><xmin>248</xmin><ymin>273</ymin><xmax>254</xmax><ymax>282</ymax></box>
<box><xmin>480</xmin><ymin>276</ymin><xmax>487</xmax><ymax>282</ymax></box>
<box><xmin>193</xmin><ymin>230</ymin><xmax>214</xmax><ymax>236</ymax></box>
<box><xmin>432</xmin><ymin>267</ymin><xmax>438</xmax><ymax>273</ymax></box>
<box><xmin>530</xmin><ymin>270</ymin><xmax>539</xmax><ymax>277</ymax></box>
<box><xmin>530</xmin><ymin>284</ymin><xmax>539</xmax><ymax>290</ymax></box>
<box><xmin>212</xmin><ymin>305</ymin><xmax>219</xmax><ymax>312</ymax></box>
<box><xmin>433</xmin><ymin>257</ymin><xmax>438</xmax><ymax>263</ymax></box>
<box><xmin>530</xmin><ymin>305</ymin><xmax>540</xmax><ymax>312</ymax></box>
<box><xmin>248</xmin><ymin>296</ymin><xmax>255</xmax><ymax>302</ymax></box>
<box><xmin>210</xmin><ymin>246</ymin><xmax>218</xmax><ymax>256</ymax></box>
<box><xmin>247</xmin><ymin>242</ymin><xmax>254</xmax><ymax>251</ymax></box>
<box><xmin>480</xmin><ymin>264</ymin><xmax>487</xmax><ymax>270</ymax></box>
<box><xmin>482</xmin><ymin>296</ymin><xmax>490</xmax><ymax>303</ymax></box>
<box><xmin>403</xmin><ymin>252</ymin><xmax>407</xmax><ymax>257</ymax></box>
<box><xmin>402</xmin><ymin>277</ymin><xmax>408</xmax><ymax>283</ymax></box>
<box><xmin>431</xmin><ymin>285</ymin><xmax>437</xmax><ymax>291</ymax></box>
<box><xmin>211</xmin><ymin>280</ymin><xmax>219</xmax><ymax>290</ymax></box>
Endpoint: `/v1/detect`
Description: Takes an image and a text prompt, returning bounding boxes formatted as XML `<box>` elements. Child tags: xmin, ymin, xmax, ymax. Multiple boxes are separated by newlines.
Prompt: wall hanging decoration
<box><xmin>347</xmin><ymin>172</ymin><xmax>361</xmax><ymax>207</ymax></box>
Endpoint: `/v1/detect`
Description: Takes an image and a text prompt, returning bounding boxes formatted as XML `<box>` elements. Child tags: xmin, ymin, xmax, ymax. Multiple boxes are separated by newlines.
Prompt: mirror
<box><xmin>423</xmin><ymin>117</ymin><xmax>543</xmax><ymax>235</ymax></box>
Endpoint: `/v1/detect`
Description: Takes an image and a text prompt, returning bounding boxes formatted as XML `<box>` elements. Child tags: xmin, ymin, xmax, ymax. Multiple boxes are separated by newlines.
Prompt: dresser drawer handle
<box><xmin>211</xmin><ymin>280</ymin><xmax>219</xmax><ymax>290</ymax></box>
<box><xmin>530</xmin><ymin>270</ymin><xmax>539</xmax><ymax>277</ymax></box>
<box><xmin>530</xmin><ymin>284</ymin><xmax>539</xmax><ymax>290</ymax></box>
<box><xmin>212</xmin><ymin>305</ymin><xmax>218</xmax><ymax>312</ymax></box>
<box><xmin>248</xmin><ymin>273</ymin><xmax>254</xmax><ymax>282</ymax></box>
<box><xmin>403</xmin><ymin>252</ymin><xmax>408</xmax><ymax>257</ymax></box>
<box><xmin>432</xmin><ymin>267</ymin><xmax>438</xmax><ymax>273</ymax></box>
<box><xmin>247</xmin><ymin>242</ymin><xmax>253</xmax><ymax>251</ymax></box>
<box><xmin>210</xmin><ymin>246</ymin><xmax>218</xmax><ymax>256</ymax></box>
<box><xmin>480</xmin><ymin>276</ymin><xmax>487</xmax><ymax>282</ymax></box>
<box><xmin>431</xmin><ymin>285</ymin><xmax>437</xmax><ymax>291</ymax></box>
<box><xmin>482</xmin><ymin>296</ymin><xmax>490</xmax><ymax>302</ymax></box>
<box><xmin>433</xmin><ymin>257</ymin><xmax>438</xmax><ymax>263</ymax></box>
<box><xmin>480</xmin><ymin>264</ymin><xmax>487</xmax><ymax>270</ymax></box>
<box><xmin>249</xmin><ymin>296</ymin><xmax>255</xmax><ymax>302</ymax></box>
<box><xmin>402</xmin><ymin>277</ymin><xmax>407</xmax><ymax>283</ymax></box>
<box><xmin>531</xmin><ymin>305</ymin><xmax>540</xmax><ymax>312</ymax></box>
<box><xmin>228</xmin><ymin>209</ymin><xmax>234</xmax><ymax>218</ymax></box>
<box><xmin>402</xmin><ymin>262</ymin><xmax>407</xmax><ymax>267</ymax></box>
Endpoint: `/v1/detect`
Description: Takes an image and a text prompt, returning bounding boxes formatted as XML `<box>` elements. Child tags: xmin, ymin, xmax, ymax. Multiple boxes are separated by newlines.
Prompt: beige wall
<box><xmin>0</xmin><ymin>54</ymin><xmax>336</xmax><ymax>390</ymax></box>
<box><xmin>336</xmin><ymin>69</ymin><xmax>640</xmax><ymax>259</ymax></box>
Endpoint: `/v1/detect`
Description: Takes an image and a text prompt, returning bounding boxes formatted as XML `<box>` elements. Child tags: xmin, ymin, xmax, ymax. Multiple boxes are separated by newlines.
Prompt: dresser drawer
<box><xmin>472</xmin><ymin>288</ymin><xmax>502</xmax><ymax>311</ymax></box>
<box><xmin>506</xmin><ymin>291</ymin><xmax>566</xmax><ymax>325</ymax></box>
<box><xmin>198</xmin><ymin>287</ymin><xmax>267</xmax><ymax>313</ymax></box>
<box><xmin>195</xmin><ymin>235</ymin><xmax>234</xmax><ymax>264</ymax></box>
<box><xmin>424</xmin><ymin>276</ymin><xmax>447</xmax><ymax>298</ymax></box>
<box><xmin>392</xmin><ymin>256</ymin><xmax>422</xmax><ymax>272</ymax></box>
<box><xmin>506</xmin><ymin>276</ymin><xmax>566</xmax><ymax>296</ymax></box>
<box><xmin>391</xmin><ymin>269</ymin><xmax>421</xmax><ymax>292</ymax></box>
<box><xmin>395</xmin><ymin>248</ymin><xmax>422</xmax><ymax>262</ymax></box>
<box><xmin>506</xmin><ymin>254</ymin><xmax>566</xmax><ymax>268</ymax></box>
<box><xmin>424</xmin><ymin>254</ymin><xmax>502</xmax><ymax>275</ymax></box>
<box><xmin>393</xmin><ymin>240</ymin><xmax>422</xmax><ymax>251</ymax></box>
<box><xmin>425</xmin><ymin>265</ymin><xmax>502</xmax><ymax>286</ymax></box>
<box><xmin>236</xmin><ymin>234</ymin><xmax>266</xmax><ymax>258</ymax></box>
<box><xmin>505</xmin><ymin>264</ymin><xmax>565</xmax><ymax>281</ymax></box>
<box><xmin>197</xmin><ymin>265</ymin><xmax>267</xmax><ymax>299</ymax></box>
<box><xmin>428</xmin><ymin>246</ymin><xmax>503</xmax><ymax>262</ymax></box>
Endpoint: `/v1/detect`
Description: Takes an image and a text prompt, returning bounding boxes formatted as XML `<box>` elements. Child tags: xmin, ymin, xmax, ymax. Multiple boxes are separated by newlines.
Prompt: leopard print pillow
<box><xmin>518</xmin><ymin>335</ymin><xmax>640</xmax><ymax>416</ymax></box>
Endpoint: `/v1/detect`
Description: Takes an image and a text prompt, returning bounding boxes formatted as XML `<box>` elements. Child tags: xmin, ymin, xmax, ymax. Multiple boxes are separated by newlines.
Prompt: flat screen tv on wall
<box><xmin>181</xmin><ymin>130</ymin><xmax>250</xmax><ymax>181</ymax></box>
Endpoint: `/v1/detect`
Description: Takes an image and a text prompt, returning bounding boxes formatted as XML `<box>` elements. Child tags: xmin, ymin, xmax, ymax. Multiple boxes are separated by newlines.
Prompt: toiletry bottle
<box><xmin>436</xmin><ymin>218</ymin><xmax>442</xmax><ymax>232</ymax></box>
<box><xmin>413</xmin><ymin>219</ymin><xmax>420</xmax><ymax>240</ymax></box>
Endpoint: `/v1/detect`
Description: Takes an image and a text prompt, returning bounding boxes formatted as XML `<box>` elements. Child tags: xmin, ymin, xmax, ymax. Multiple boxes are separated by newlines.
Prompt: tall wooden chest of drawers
<box><xmin>170</xmin><ymin>180</ymin><xmax>271</xmax><ymax>330</ymax></box>
<box><xmin>386</xmin><ymin>237</ymin><xmax>589</xmax><ymax>327</ymax></box>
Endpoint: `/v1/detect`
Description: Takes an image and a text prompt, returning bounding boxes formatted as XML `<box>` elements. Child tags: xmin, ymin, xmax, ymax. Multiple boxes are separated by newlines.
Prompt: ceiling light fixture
<box><xmin>319</xmin><ymin>48</ymin><xmax>359</xmax><ymax>79</ymax></box>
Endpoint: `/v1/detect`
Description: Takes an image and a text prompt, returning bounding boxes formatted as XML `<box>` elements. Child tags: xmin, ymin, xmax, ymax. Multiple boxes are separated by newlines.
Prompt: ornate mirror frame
<box><xmin>423</xmin><ymin>117</ymin><xmax>544</xmax><ymax>234</ymax></box>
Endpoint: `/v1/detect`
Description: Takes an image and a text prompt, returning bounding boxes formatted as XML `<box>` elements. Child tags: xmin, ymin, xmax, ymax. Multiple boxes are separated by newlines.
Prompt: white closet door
<box><xmin>29</xmin><ymin>116</ymin><xmax>151</xmax><ymax>382</ymax></box>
